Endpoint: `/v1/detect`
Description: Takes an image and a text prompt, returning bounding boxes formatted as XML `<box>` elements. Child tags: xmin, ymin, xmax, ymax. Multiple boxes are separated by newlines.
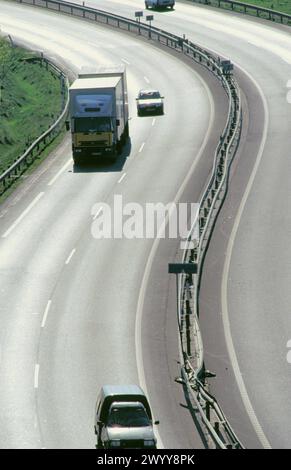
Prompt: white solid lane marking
<box><xmin>122</xmin><ymin>58</ymin><xmax>130</xmax><ymax>65</ymax></box>
<box><xmin>41</xmin><ymin>300</ymin><xmax>51</xmax><ymax>328</ymax></box>
<box><xmin>135</xmin><ymin>65</ymin><xmax>215</xmax><ymax>451</ymax></box>
<box><xmin>93</xmin><ymin>206</ymin><xmax>103</xmax><ymax>220</ymax></box>
<box><xmin>34</xmin><ymin>364</ymin><xmax>40</xmax><ymax>389</ymax></box>
<box><xmin>118</xmin><ymin>173</ymin><xmax>126</xmax><ymax>184</ymax></box>
<box><xmin>152</xmin><ymin>118</ymin><xmax>156</xmax><ymax>126</ymax></box>
<box><xmin>221</xmin><ymin>69</ymin><xmax>272</xmax><ymax>449</ymax></box>
<box><xmin>65</xmin><ymin>248</ymin><xmax>76</xmax><ymax>265</ymax></box>
<box><xmin>2</xmin><ymin>192</ymin><xmax>44</xmax><ymax>238</ymax></box>
<box><xmin>138</xmin><ymin>142</ymin><xmax>145</xmax><ymax>153</ymax></box>
<box><xmin>144</xmin><ymin>76</ymin><xmax>150</xmax><ymax>83</ymax></box>
<box><xmin>48</xmin><ymin>158</ymin><xmax>72</xmax><ymax>186</ymax></box>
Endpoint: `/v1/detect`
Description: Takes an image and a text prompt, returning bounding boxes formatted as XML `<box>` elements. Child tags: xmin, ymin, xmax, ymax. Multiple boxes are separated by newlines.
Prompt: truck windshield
<box><xmin>107</xmin><ymin>407</ymin><xmax>150</xmax><ymax>428</ymax></box>
<box><xmin>75</xmin><ymin>117</ymin><xmax>112</xmax><ymax>132</ymax></box>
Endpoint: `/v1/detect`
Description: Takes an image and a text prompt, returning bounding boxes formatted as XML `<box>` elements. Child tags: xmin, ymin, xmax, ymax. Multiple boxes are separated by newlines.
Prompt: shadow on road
<box><xmin>72</xmin><ymin>139</ymin><xmax>132</xmax><ymax>174</ymax></box>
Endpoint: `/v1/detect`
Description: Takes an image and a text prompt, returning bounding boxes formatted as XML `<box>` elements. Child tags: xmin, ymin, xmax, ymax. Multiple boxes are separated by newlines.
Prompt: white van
<box><xmin>145</xmin><ymin>0</ymin><xmax>175</xmax><ymax>9</ymax></box>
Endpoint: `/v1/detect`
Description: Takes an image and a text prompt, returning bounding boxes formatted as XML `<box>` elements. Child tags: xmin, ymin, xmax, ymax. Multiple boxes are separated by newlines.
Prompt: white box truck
<box><xmin>67</xmin><ymin>66</ymin><xmax>129</xmax><ymax>164</ymax></box>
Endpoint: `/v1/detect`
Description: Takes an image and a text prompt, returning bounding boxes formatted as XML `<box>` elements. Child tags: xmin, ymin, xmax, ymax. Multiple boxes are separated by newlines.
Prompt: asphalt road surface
<box><xmin>90</xmin><ymin>0</ymin><xmax>291</xmax><ymax>449</ymax></box>
<box><xmin>0</xmin><ymin>0</ymin><xmax>229</xmax><ymax>448</ymax></box>
<box><xmin>1</xmin><ymin>0</ymin><xmax>291</xmax><ymax>449</ymax></box>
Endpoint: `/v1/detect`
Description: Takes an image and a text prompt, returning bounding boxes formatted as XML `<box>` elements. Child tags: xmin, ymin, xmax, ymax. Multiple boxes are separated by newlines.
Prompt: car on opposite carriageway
<box><xmin>145</xmin><ymin>0</ymin><xmax>175</xmax><ymax>10</ymax></box>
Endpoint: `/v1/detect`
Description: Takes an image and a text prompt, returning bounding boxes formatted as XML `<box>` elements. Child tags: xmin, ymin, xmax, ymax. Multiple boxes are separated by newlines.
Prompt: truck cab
<box><xmin>94</xmin><ymin>385</ymin><xmax>158</xmax><ymax>449</ymax></box>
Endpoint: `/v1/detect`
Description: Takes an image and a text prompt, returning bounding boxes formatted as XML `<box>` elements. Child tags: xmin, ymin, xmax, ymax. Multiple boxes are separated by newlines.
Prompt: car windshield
<box><xmin>75</xmin><ymin>117</ymin><xmax>112</xmax><ymax>132</ymax></box>
<box><xmin>107</xmin><ymin>407</ymin><xmax>150</xmax><ymax>428</ymax></box>
<box><xmin>138</xmin><ymin>91</ymin><xmax>161</xmax><ymax>100</ymax></box>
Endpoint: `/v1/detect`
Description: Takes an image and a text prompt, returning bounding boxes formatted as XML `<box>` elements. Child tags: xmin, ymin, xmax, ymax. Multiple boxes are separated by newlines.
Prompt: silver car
<box><xmin>136</xmin><ymin>89</ymin><xmax>164</xmax><ymax>116</ymax></box>
<box><xmin>94</xmin><ymin>385</ymin><xmax>159</xmax><ymax>449</ymax></box>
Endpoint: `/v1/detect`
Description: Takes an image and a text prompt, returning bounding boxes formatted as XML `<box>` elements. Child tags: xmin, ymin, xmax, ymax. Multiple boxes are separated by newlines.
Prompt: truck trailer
<box><xmin>67</xmin><ymin>66</ymin><xmax>129</xmax><ymax>164</ymax></box>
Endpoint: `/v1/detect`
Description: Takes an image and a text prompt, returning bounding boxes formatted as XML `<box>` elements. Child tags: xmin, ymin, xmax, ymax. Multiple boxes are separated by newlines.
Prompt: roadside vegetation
<box><xmin>0</xmin><ymin>38</ymin><xmax>63</xmax><ymax>175</ymax></box>
<box><xmin>241</xmin><ymin>0</ymin><xmax>291</xmax><ymax>14</ymax></box>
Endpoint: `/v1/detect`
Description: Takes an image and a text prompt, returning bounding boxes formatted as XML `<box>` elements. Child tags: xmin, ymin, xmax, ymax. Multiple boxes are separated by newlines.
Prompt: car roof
<box><xmin>138</xmin><ymin>89</ymin><xmax>160</xmax><ymax>95</ymax></box>
<box><xmin>110</xmin><ymin>401</ymin><xmax>146</xmax><ymax>409</ymax></box>
<box><xmin>101</xmin><ymin>384</ymin><xmax>145</xmax><ymax>397</ymax></box>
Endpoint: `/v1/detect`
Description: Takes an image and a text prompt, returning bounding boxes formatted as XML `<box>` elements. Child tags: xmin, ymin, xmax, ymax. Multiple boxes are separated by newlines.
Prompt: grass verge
<box><xmin>238</xmin><ymin>1</ymin><xmax>291</xmax><ymax>15</ymax></box>
<box><xmin>0</xmin><ymin>127</ymin><xmax>67</xmax><ymax>205</ymax></box>
<box><xmin>0</xmin><ymin>37</ymin><xmax>63</xmax><ymax>175</ymax></box>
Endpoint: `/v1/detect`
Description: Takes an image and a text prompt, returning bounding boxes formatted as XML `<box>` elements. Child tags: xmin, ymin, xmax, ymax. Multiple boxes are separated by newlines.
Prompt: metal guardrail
<box><xmin>183</xmin><ymin>0</ymin><xmax>291</xmax><ymax>26</ymax></box>
<box><xmin>179</xmin><ymin>64</ymin><xmax>243</xmax><ymax>448</ymax></box>
<box><xmin>10</xmin><ymin>0</ymin><xmax>244</xmax><ymax>449</ymax></box>
<box><xmin>0</xmin><ymin>53</ymin><xmax>69</xmax><ymax>194</ymax></box>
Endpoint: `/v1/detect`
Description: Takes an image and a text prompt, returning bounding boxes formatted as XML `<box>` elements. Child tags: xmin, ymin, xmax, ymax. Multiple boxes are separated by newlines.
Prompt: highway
<box><xmin>1</xmin><ymin>0</ymin><xmax>291</xmax><ymax>449</ymax></box>
<box><xmin>88</xmin><ymin>0</ymin><xmax>291</xmax><ymax>449</ymax></box>
<box><xmin>0</xmin><ymin>1</ymin><xmax>229</xmax><ymax>448</ymax></box>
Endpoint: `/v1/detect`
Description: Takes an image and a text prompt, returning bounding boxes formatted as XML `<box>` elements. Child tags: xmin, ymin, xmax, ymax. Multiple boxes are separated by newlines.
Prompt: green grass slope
<box><xmin>0</xmin><ymin>39</ymin><xmax>62</xmax><ymax>174</ymax></box>
<box><xmin>241</xmin><ymin>1</ymin><xmax>291</xmax><ymax>15</ymax></box>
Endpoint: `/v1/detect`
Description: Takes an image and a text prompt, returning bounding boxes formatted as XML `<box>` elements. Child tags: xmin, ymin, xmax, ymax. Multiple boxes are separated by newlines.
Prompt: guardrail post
<box><xmin>206</xmin><ymin>401</ymin><xmax>210</xmax><ymax>421</ymax></box>
<box><xmin>186</xmin><ymin>296</ymin><xmax>191</xmax><ymax>356</ymax></box>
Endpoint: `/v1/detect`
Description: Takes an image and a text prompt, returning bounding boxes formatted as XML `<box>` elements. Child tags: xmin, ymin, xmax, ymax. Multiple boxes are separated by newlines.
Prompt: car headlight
<box><xmin>144</xmin><ymin>439</ymin><xmax>155</xmax><ymax>447</ymax></box>
<box><xmin>110</xmin><ymin>440</ymin><xmax>121</xmax><ymax>447</ymax></box>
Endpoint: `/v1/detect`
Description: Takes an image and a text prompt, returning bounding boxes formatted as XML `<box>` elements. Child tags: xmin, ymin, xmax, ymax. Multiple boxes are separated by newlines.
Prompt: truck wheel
<box><xmin>73</xmin><ymin>157</ymin><xmax>81</xmax><ymax>165</ymax></box>
<box><xmin>108</xmin><ymin>150</ymin><xmax>118</xmax><ymax>163</ymax></box>
<box><xmin>145</xmin><ymin>2</ymin><xmax>149</xmax><ymax>9</ymax></box>
<box><xmin>117</xmin><ymin>142</ymin><xmax>122</xmax><ymax>155</ymax></box>
<box><xmin>121</xmin><ymin>124</ymin><xmax>129</xmax><ymax>145</ymax></box>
